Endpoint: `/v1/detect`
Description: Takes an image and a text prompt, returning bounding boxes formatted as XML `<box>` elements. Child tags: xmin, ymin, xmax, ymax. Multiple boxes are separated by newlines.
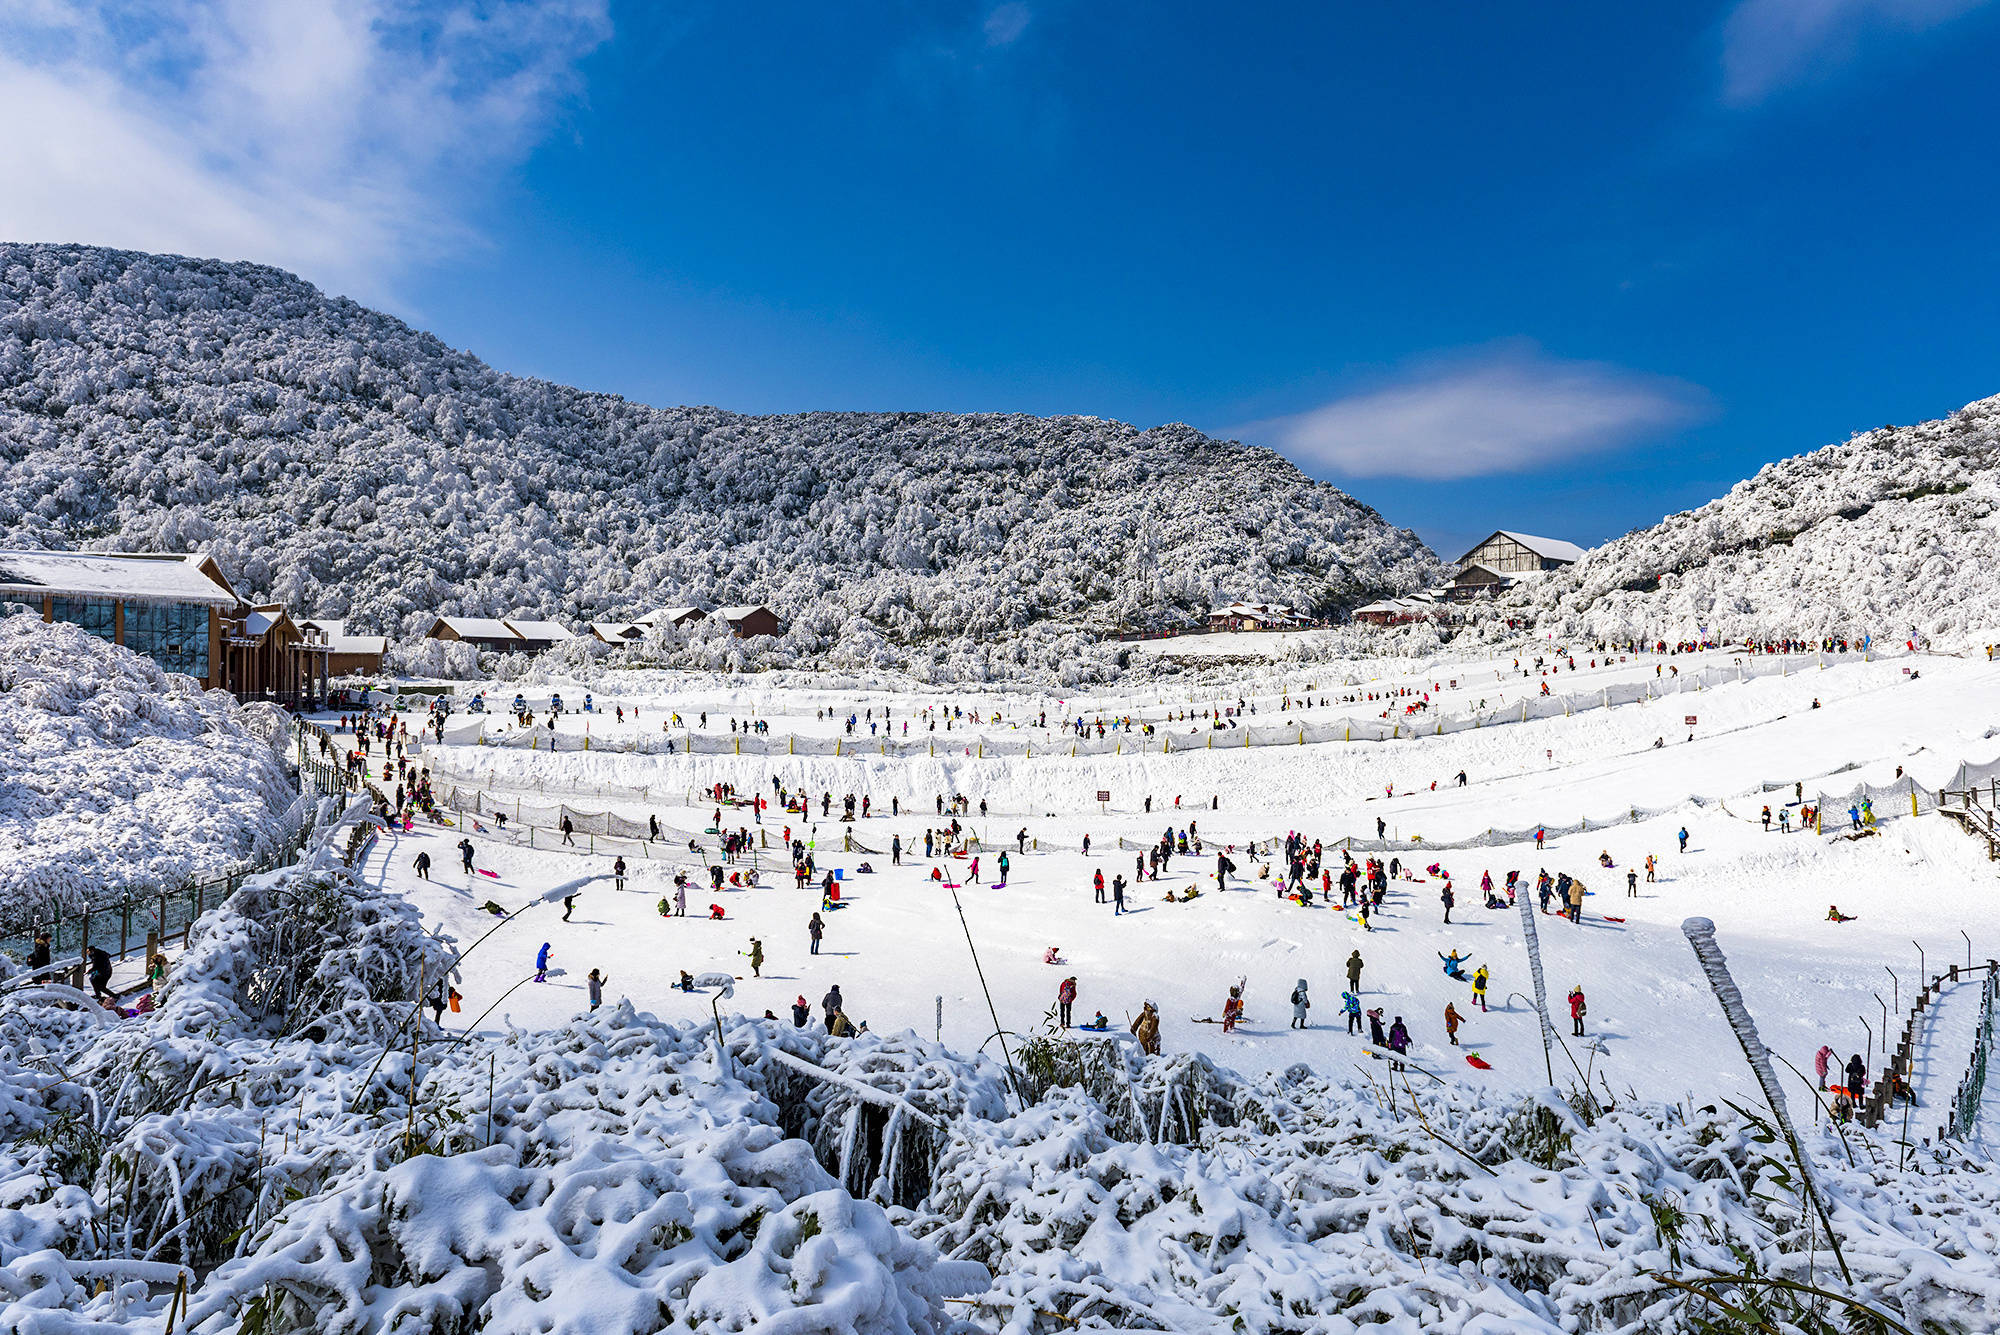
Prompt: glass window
<box><xmin>124</xmin><ymin>600</ymin><xmax>210</xmax><ymax>679</ymax></box>
<box><xmin>49</xmin><ymin>596</ymin><xmax>117</xmax><ymax>643</ymax></box>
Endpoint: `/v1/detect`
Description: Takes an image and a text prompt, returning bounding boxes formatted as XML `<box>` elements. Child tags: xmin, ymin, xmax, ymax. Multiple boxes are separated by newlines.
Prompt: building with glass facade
<box><xmin>1</xmin><ymin>551</ymin><xmax>239</xmax><ymax>690</ymax></box>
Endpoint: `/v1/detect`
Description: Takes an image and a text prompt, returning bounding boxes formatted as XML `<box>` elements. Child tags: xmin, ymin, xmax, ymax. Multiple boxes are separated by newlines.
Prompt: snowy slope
<box><xmin>1512</xmin><ymin>394</ymin><xmax>2000</xmax><ymax>645</ymax></box>
<box><xmin>3</xmin><ymin>807</ymin><xmax>1996</xmax><ymax>1334</ymax></box>
<box><xmin>0</xmin><ymin>613</ymin><xmax>299</xmax><ymax>923</ymax></box>
<box><xmin>0</xmin><ymin>244</ymin><xmax>1443</xmax><ymax>679</ymax></box>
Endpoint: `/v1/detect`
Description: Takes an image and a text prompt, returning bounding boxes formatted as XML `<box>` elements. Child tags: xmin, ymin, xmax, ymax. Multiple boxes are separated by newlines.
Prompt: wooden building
<box><xmin>1446</xmin><ymin>531</ymin><xmax>1584</xmax><ymax>601</ymax></box>
<box><xmin>425</xmin><ymin>616</ymin><xmax>576</xmax><ymax>654</ymax></box>
<box><xmin>719</xmin><ymin>604</ymin><xmax>784</xmax><ymax>638</ymax></box>
<box><xmin>299</xmin><ymin>618</ymin><xmax>388</xmax><ymax>676</ymax></box>
<box><xmin>0</xmin><ymin>550</ymin><xmax>329</xmax><ymax>700</ymax></box>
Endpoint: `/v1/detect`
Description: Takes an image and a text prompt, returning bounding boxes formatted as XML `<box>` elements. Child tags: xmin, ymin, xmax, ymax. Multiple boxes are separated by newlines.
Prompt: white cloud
<box><xmin>0</xmin><ymin>0</ymin><xmax>610</xmax><ymax>306</ymax></box>
<box><xmin>1236</xmin><ymin>344</ymin><xmax>1709</xmax><ymax>482</ymax></box>
<box><xmin>1719</xmin><ymin>0</ymin><xmax>1989</xmax><ymax>105</ymax></box>
<box><xmin>983</xmin><ymin>3</ymin><xmax>1032</xmax><ymax>46</ymax></box>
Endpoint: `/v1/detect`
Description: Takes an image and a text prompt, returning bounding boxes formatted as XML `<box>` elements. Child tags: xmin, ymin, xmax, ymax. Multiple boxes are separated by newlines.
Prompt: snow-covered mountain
<box><xmin>0</xmin><ymin>244</ymin><xmax>1443</xmax><ymax>676</ymax></box>
<box><xmin>1514</xmin><ymin>396</ymin><xmax>2000</xmax><ymax>645</ymax></box>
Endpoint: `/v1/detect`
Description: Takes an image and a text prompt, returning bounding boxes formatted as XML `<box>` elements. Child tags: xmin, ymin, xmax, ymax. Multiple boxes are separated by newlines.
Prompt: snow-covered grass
<box><xmin>0</xmin><ymin>614</ymin><xmax>299</xmax><ymax>929</ymax></box>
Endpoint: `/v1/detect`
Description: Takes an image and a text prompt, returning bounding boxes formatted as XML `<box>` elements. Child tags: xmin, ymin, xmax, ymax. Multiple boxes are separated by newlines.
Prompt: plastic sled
<box><xmin>1465</xmin><ymin>1053</ymin><xmax>1492</xmax><ymax>1070</ymax></box>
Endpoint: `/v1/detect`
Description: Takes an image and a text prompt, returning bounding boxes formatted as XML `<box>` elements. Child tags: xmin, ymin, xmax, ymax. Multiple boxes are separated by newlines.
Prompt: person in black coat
<box><xmin>88</xmin><ymin>946</ymin><xmax>114</xmax><ymax>1001</ymax></box>
<box><xmin>822</xmin><ymin>984</ymin><xmax>843</xmax><ymax>1028</ymax></box>
<box><xmin>1844</xmin><ymin>1052</ymin><xmax>1867</xmax><ymax>1096</ymax></box>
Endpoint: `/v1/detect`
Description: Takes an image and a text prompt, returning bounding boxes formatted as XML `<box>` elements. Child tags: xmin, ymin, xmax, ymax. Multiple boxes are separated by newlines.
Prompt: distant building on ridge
<box><xmin>1446</xmin><ymin>530</ymin><xmax>1585</xmax><ymax>601</ymax></box>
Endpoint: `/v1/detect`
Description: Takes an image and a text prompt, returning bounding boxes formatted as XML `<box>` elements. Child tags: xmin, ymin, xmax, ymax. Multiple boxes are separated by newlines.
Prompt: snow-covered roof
<box><xmin>242</xmin><ymin>609</ymin><xmax>284</xmax><ymax>637</ymax></box>
<box><xmin>719</xmin><ymin>604</ymin><xmax>774</xmax><ymax>621</ymax></box>
<box><xmin>637</xmin><ymin>606</ymin><xmax>703</xmax><ymax>625</ymax></box>
<box><xmin>504</xmin><ymin>619</ymin><xmax>573</xmax><ymax>642</ymax></box>
<box><xmin>1460</xmin><ymin>530</ymin><xmax>1586</xmax><ymax>565</ymax></box>
<box><xmin>0</xmin><ymin>550</ymin><xmax>238</xmax><ymax>607</ymax></box>
<box><xmin>433</xmin><ymin>616</ymin><xmax>518</xmax><ymax>640</ymax></box>
<box><xmin>591</xmin><ymin>621</ymin><xmax>644</xmax><ymax>640</ymax></box>
<box><xmin>298</xmin><ymin>617</ymin><xmax>345</xmax><ymax>638</ymax></box>
<box><xmin>326</xmin><ymin>634</ymin><xmax>387</xmax><ymax>655</ymax></box>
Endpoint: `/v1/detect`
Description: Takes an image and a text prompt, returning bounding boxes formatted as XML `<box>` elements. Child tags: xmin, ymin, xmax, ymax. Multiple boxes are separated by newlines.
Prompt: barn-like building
<box><xmin>1446</xmin><ymin>530</ymin><xmax>1584</xmax><ymax>601</ymax></box>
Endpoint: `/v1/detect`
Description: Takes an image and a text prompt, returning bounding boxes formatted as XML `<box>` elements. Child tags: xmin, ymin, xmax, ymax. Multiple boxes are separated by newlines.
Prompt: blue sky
<box><xmin>5</xmin><ymin>2</ymin><xmax>1999</xmax><ymax>560</ymax></box>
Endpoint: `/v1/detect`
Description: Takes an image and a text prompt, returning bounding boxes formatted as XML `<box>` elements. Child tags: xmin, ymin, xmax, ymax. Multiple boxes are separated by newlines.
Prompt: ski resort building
<box><xmin>1351</xmin><ymin>593</ymin><xmax>1441</xmax><ymax>626</ymax></box>
<box><xmin>0</xmin><ymin>549</ymin><xmax>334</xmax><ymax>699</ymax></box>
<box><xmin>1207</xmin><ymin>602</ymin><xmax>1310</xmax><ymax>631</ymax></box>
<box><xmin>424</xmin><ymin>616</ymin><xmax>575</xmax><ymax>655</ymax></box>
<box><xmin>719</xmin><ymin>604</ymin><xmax>784</xmax><ymax>638</ymax></box>
<box><xmin>1446</xmin><ymin>530</ymin><xmax>1586</xmax><ymax>601</ymax></box>
<box><xmin>298</xmin><ymin>618</ymin><xmax>388</xmax><ymax>676</ymax></box>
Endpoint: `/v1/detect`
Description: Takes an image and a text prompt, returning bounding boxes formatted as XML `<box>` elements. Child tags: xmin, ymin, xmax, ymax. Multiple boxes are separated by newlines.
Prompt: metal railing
<box><xmin>1950</xmin><ymin>969</ymin><xmax>1999</xmax><ymax>1139</ymax></box>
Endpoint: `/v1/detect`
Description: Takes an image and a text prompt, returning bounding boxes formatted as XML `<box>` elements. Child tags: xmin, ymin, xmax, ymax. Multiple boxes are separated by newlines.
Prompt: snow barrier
<box><xmin>450</xmin><ymin>653</ymin><xmax>1877</xmax><ymax>760</ymax></box>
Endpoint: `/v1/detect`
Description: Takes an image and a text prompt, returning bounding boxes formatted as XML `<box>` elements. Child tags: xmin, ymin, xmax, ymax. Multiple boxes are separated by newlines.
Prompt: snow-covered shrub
<box><xmin>0</xmin><ymin>614</ymin><xmax>299</xmax><ymax>926</ymax></box>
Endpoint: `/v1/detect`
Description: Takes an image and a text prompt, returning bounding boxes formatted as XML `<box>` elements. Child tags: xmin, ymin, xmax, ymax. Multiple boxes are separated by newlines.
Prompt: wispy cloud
<box><xmin>1719</xmin><ymin>0</ymin><xmax>1989</xmax><ymax>105</ymax></box>
<box><xmin>0</xmin><ymin>0</ymin><xmax>610</xmax><ymax>307</ymax></box>
<box><xmin>983</xmin><ymin>3</ymin><xmax>1032</xmax><ymax>46</ymax></box>
<box><xmin>1236</xmin><ymin>343</ymin><xmax>1709</xmax><ymax>482</ymax></box>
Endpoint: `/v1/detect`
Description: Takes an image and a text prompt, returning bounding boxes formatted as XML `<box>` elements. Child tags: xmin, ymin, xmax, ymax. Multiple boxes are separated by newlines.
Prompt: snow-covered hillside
<box><xmin>0</xmin><ymin>244</ymin><xmax>1442</xmax><ymax>679</ymax></box>
<box><xmin>0</xmin><ymin>614</ymin><xmax>300</xmax><ymax>923</ymax></box>
<box><xmin>1513</xmin><ymin>395</ymin><xmax>2000</xmax><ymax>645</ymax></box>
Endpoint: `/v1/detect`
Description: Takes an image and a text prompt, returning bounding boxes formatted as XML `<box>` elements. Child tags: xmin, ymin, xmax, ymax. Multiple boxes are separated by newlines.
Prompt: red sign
<box><xmin>1684</xmin><ymin>715</ymin><xmax>1697</xmax><ymax>726</ymax></box>
<box><xmin>1096</xmin><ymin>790</ymin><xmax>1111</xmax><ymax>803</ymax></box>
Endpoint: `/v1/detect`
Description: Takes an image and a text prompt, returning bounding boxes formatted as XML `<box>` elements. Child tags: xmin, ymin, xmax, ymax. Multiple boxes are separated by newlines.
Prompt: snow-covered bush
<box><xmin>0</xmin><ymin>614</ymin><xmax>299</xmax><ymax>928</ymax></box>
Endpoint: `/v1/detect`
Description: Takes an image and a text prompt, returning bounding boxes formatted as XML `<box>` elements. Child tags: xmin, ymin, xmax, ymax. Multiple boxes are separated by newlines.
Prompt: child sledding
<box><xmin>1826</xmin><ymin>905</ymin><xmax>1857</xmax><ymax>922</ymax></box>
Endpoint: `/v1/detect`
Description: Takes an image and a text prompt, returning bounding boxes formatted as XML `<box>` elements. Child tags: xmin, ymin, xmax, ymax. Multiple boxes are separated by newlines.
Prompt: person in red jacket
<box><xmin>1568</xmin><ymin>985</ymin><xmax>1587</xmax><ymax>1036</ymax></box>
<box><xmin>1056</xmin><ymin>976</ymin><xmax>1077</xmax><ymax>1027</ymax></box>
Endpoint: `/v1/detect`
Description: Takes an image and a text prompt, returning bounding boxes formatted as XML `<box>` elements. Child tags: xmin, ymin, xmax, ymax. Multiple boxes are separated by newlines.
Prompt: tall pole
<box><xmin>951</xmin><ymin>886</ymin><xmax>1024</xmax><ymax>1107</ymax></box>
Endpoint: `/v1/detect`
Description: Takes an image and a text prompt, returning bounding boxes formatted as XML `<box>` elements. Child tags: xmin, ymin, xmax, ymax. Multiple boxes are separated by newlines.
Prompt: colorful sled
<box><xmin>1465</xmin><ymin>1052</ymin><xmax>1492</xmax><ymax>1070</ymax></box>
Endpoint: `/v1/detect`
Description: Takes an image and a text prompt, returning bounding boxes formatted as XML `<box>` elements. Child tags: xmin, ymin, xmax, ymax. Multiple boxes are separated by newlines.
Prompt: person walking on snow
<box><xmin>1440</xmin><ymin>881</ymin><xmax>1454</xmax><ymax>923</ymax></box>
<box><xmin>808</xmin><ymin>913</ymin><xmax>824</xmax><ymax>955</ymax></box>
<box><xmin>1678</xmin><ymin>826</ymin><xmax>1689</xmax><ymax>853</ymax></box>
<box><xmin>1057</xmin><ymin>976</ymin><xmax>1077</xmax><ymax>1027</ymax></box>
<box><xmin>1568</xmin><ymin>985</ymin><xmax>1587</xmax><ymax>1036</ymax></box>
<box><xmin>614</xmin><ymin>857</ymin><xmax>627</xmax><ymax>891</ymax></box>
<box><xmin>413</xmin><ymin>851</ymin><xmax>431</xmax><ymax>880</ymax></box>
<box><xmin>1626</xmin><ymin>869</ymin><xmax>1638</xmax><ymax>897</ymax></box>
<box><xmin>1845</xmin><ymin>1052</ymin><xmax>1867</xmax><ymax>1096</ymax></box>
<box><xmin>822</xmin><ymin>985</ymin><xmax>843</xmax><ymax>1029</ymax></box>
<box><xmin>535</xmin><ymin>942</ymin><xmax>552</xmax><ymax>983</ymax></box>
<box><xmin>1346</xmin><ymin>950</ymin><xmax>1364</xmax><ymax>993</ymax></box>
<box><xmin>1093</xmin><ymin>869</ymin><xmax>1106</xmax><ymax>903</ymax></box>
<box><xmin>1443</xmin><ymin>1001</ymin><xmax>1463</xmax><ymax>1045</ymax></box>
<box><xmin>1342</xmin><ymin>989</ymin><xmax>1362</xmax><ymax>1033</ymax></box>
<box><xmin>459</xmin><ymin>838</ymin><xmax>475</xmax><ymax>874</ymax></box>
<box><xmin>746</xmin><ymin>938</ymin><xmax>764</xmax><ymax>978</ymax></box>
<box><xmin>1471</xmin><ymin>964</ymin><xmax>1489</xmax><ymax>1011</ymax></box>
<box><xmin>1814</xmin><ymin>1044</ymin><xmax>1836</xmax><ymax>1090</ymax></box>
<box><xmin>1290</xmin><ymin>979</ymin><xmax>1311</xmax><ymax>1029</ymax></box>
<box><xmin>587</xmin><ymin>968</ymin><xmax>606</xmax><ymax>1011</ymax></box>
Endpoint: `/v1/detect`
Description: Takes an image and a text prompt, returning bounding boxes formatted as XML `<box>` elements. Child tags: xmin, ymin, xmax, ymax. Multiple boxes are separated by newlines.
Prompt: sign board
<box><xmin>1095</xmin><ymin>790</ymin><xmax>1111</xmax><ymax>803</ymax></box>
<box><xmin>1684</xmin><ymin>715</ymin><xmax>1697</xmax><ymax>726</ymax></box>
